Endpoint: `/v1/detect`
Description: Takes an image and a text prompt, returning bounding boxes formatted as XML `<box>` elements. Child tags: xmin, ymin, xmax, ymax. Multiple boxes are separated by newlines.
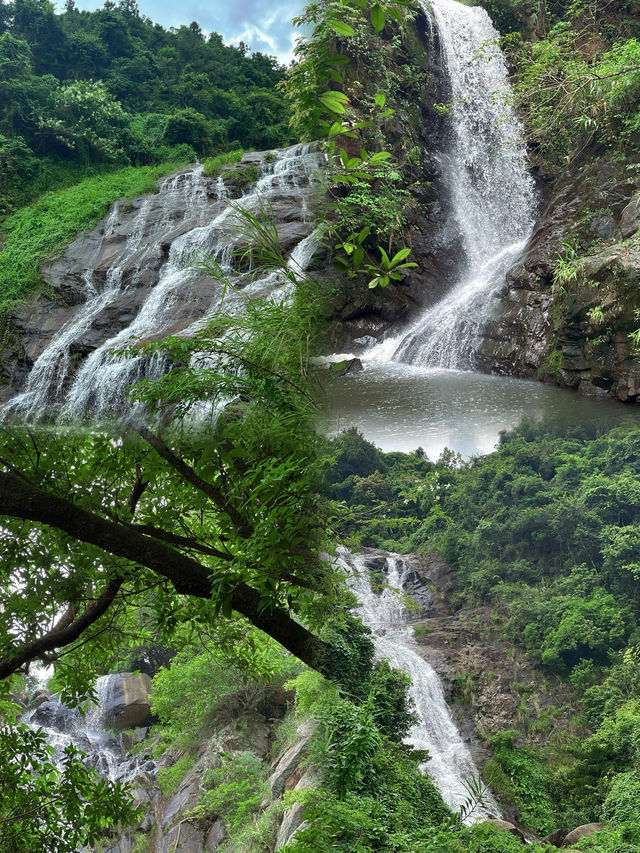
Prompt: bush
<box><xmin>203</xmin><ymin>148</ymin><xmax>244</xmax><ymax>177</ymax></box>
<box><xmin>195</xmin><ymin>751</ymin><xmax>269</xmax><ymax>835</ymax></box>
<box><xmin>0</xmin><ymin>162</ymin><xmax>187</xmax><ymax>313</ymax></box>
<box><xmin>156</xmin><ymin>755</ymin><xmax>196</xmax><ymax>796</ymax></box>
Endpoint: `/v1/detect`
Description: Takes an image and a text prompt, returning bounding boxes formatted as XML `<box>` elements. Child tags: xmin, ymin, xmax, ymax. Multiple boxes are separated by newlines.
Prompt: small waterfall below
<box><xmin>367</xmin><ymin>0</ymin><xmax>536</xmax><ymax>370</ymax></box>
<box><xmin>22</xmin><ymin>676</ymin><xmax>155</xmax><ymax>784</ymax></box>
<box><xmin>5</xmin><ymin>144</ymin><xmax>322</xmax><ymax>421</ymax></box>
<box><xmin>338</xmin><ymin>548</ymin><xmax>500</xmax><ymax>821</ymax></box>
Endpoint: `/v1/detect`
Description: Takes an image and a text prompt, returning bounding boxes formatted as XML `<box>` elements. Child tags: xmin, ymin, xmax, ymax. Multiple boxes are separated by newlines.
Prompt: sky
<box><xmin>64</xmin><ymin>0</ymin><xmax>303</xmax><ymax>64</ymax></box>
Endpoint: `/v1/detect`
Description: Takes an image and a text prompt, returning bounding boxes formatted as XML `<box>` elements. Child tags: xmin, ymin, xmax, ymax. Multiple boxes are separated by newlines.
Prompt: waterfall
<box><xmin>338</xmin><ymin>548</ymin><xmax>500</xmax><ymax>821</ymax></box>
<box><xmin>22</xmin><ymin>676</ymin><xmax>154</xmax><ymax>784</ymax></box>
<box><xmin>368</xmin><ymin>0</ymin><xmax>536</xmax><ymax>370</ymax></box>
<box><xmin>5</xmin><ymin>144</ymin><xmax>322</xmax><ymax>421</ymax></box>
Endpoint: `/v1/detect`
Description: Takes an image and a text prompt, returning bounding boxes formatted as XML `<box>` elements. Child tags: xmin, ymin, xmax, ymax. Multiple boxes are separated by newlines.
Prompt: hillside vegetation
<box><xmin>0</xmin><ymin>0</ymin><xmax>291</xmax><ymax>215</ymax></box>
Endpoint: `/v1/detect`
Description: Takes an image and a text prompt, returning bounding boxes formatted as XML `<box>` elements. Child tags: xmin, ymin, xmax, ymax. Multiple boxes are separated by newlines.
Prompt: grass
<box><xmin>0</xmin><ymin>161</ymin><xmax>188</xmax><ymax>316</ymax></box>
<box><xmin>203</xmin><ymin>149</ymin><xmax>244</xmax><ymax>177</ymax></box>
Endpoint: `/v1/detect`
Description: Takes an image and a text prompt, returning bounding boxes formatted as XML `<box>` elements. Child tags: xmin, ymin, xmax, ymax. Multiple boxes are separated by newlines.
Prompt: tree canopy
<box><xmin>0</xmin><ymin>0</ymin><xmax>292</xmax><ymax>213</ymax></box>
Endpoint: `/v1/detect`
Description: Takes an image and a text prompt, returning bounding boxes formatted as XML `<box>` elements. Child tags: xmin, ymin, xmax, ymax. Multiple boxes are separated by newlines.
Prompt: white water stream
<box><xmin>5</xmin><ymin>144</ymin><xmax>322</xmax><ymax>421</ymax></box>
<box><xmin>366</xmin><ymin>0</ymin><xmax>536</xmax><ymax>369</ymax></box>
<box><xmin>338</xmin><ymin>548</ymin><xmax>500</xmax><ymax>820</ymax></box>
<box><xmin>22</xmin><ymin>676</ymin><xmax>153</xmax><ymax>783</ymax></box>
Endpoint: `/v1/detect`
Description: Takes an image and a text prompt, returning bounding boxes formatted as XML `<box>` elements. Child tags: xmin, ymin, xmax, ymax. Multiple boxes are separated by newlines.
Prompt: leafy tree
<box><xmin>0</xmin><ymin>705</ymin><xmax>137</xmax><ymax>853</ymax></box>
<box><xmin>164</xmin><ymin>107</ymin><xmax>214</xmax><ymax>154</ymax></box>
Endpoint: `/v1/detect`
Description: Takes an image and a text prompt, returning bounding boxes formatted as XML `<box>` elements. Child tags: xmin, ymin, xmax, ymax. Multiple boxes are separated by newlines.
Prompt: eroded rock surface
<box><xmin>476</xmin><ymin>151</ymin><xmax>640</xmax><ymax>402</ymax></box>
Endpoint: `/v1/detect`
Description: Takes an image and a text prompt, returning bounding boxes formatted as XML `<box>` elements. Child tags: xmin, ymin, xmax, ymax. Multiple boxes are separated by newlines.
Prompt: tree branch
<box><xmin>0</xmin><ymin>575</ymin><xmax>124</xmax><ymax>680</ymax></box>
<box><xmin>137</xmin><ymin>426</ymin><xmax>251</xmax><ymax>537</ymax></box>
<box><xmin>132</xmin><ymin>523</ymin><xmax>233</xmax><ymax>560</ymax></box>
<box><xmin>0</xmin><ymin>471</ymin><xmax>331</xmax><ymax>679</ymax></box>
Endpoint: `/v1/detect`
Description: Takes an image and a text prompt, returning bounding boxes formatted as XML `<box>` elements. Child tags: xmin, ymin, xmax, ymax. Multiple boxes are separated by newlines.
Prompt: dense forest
<box><xmin>0</xmin><ymin>0</ymin><xmax>639</xmax><ymax>851</ymax></box>
<box><xmin>0</xmin><ymin>0</ymin><xmax>291</xmax><ymax>213</ymax></box>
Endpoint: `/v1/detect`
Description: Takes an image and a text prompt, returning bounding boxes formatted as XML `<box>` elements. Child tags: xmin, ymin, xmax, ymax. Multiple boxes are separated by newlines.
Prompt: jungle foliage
<box><xmin>482</xmin><ymin>0</ymin><xmax>640</xmax><ymax>167</ymax></box>
<box><xmin>327</xmin><ymin>419</ymin><xmax>640</xmax><ymax>844</ymax></box>
<box><xmin>0</xmin><ymin>0</ymin><xmax>291</xmax><ymax>214</ymax></box>
<box><xmin>282</xmin><ymin>0</ymin><xmax>426</xmax><ymax>287</ymax></box>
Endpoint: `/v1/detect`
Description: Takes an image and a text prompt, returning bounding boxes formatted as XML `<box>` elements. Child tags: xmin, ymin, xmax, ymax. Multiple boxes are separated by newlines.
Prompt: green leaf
<box><xmin>374</xmin><ymin>93</ymin><xmax>386</xmax><ymax>108</ymax></box>
<box><xmin>368</xmin><ymin>151</ymin><xmax>392</xmax><ymax>165</ymax></box>
<box><xmin>371</xmin><ymin>4</ymin><xmax>385</xmax><ymax>32</ymax></box>
<box><xmin>326</xmin><ymin>19</ymin><xmax>356</xmax><ymax>36</ymax></box>
<box><xmin>357</xmin><ymin>225</ymin><xmax>371</xmax><ymax>242</ymax></box>
<box><xmin>329</xmin><ymin>121</ymin><xmax>346</xmax><ymax>138</ymax></box>
<box><xmin>319</xmin><ymin>96</ymin><xmax>347</xmax><ymax>115</ymax></box>
<box><xmin>350</xmin><ymin>120</ymin><xmax>374</xmax><ymax>130</ymax></box>
<box><xmin>390</xmin><ymin>247</ymin><xmax>412</xmax><ymax>265</ymax></box>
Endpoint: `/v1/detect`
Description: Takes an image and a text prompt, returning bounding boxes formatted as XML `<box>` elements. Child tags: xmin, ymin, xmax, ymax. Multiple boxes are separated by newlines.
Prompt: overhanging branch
<box><xmin>0</xmin><ymin>471</ymin><xmax>331</xmax><ymax>679</ymax></box>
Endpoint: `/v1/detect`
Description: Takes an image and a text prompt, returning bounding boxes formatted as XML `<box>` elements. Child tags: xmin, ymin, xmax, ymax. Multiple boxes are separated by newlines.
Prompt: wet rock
<box><xmin>0</xmin><ymin>148</ymin><xmax>322</xmax><ymax>411</ymax></box>
<box><xmin>31</xmin><ymin>697</ymin><xmax>80</xmax><ymax>732</ymax></box>
<box><xmin>482</xmin><ymin>819</ymin><xmax>526</xmax><ymax>841</ymax></box>
<box><xmin>101</xmin><ymin>673</ymin><xmax>152</xmax><ymax>730</ymax></box>
<box><xmin>360</xmin><ymin>549</ymin><xmax>436</xmax><ymax>615</ymax></box>
<box><xmin>563</xmin><ymin>823</ymin><xmax>605</xmax><ymax>846</ymax></box>
<box><xmin>26</xmin><ymin>688</ymin><xmax>51</xmax><ymax>711</ymax></box>
<box><xmin>542</xmin><ymin>828</ymin><xmax>569</xmax><ymax>847</ymax></box>
<box><xmin>332</xmin><ymin>357</ymin><xmax>363</xmax><ymax>376</ymax></box>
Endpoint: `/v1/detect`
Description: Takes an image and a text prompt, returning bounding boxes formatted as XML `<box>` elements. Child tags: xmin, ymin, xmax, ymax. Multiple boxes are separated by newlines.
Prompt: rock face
<box><xmin>96</xmin><ymin>685</ymin><xmax>318</xmax><ymax>853</ymax></box>
<box><xmin>0</xmin><ymin>145</ymin><xmax>321</xmax><ymax>417</ymax></box>
<box><xmin>268</xmin><ymin>719</ymin><xmax>316</xmax><ymax>798</ymax></box>
<box><xmin>101</xmin><ymin>672</ymin><xmax>152</xmax><ymax>730</ymax></box>
<box><xmin>359</xmin><ymin>548</ymin><xmax>438</xmax><ymax>616</ymax></box>
<box><xmin>476</xmin><ymin>151</ymin><xmax>640</xmax><ymax>402</ymax></box>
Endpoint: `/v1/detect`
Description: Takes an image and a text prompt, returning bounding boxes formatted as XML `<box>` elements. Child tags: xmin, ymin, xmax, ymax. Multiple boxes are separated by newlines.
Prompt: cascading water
<box><xmin>368</xmin><ymin>0</ymin><xmax>536</xmax><ymax>369</ymax></box>
<box><xmin>338</xmin><ymin>547</ymin><xmax>500</xmax><ymax>821</ymax></box>
<box><xmin>5</xmin><ymin>144</ymin><xmax>322</xmax><ymax>421</ymax></box>
<box><xmin>22</xmin><ymin>676</ymin><xmax>154</xmax><ymax>783</ymax></box>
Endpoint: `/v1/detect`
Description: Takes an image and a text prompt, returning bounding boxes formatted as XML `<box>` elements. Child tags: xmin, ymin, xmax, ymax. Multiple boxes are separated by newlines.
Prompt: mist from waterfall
<box><xmin>338</xmin><ymin>548</ymin><xmax>500</xmax><ymax>821</ymax></box>
<box><xmin>367</xmin><ymin>0</ymin><xmax>536</xmax><ymax>370</ymax></box>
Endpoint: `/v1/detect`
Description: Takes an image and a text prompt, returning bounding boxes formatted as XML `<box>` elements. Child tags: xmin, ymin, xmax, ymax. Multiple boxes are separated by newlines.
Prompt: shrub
<box><xmin>203</xmin><ymin>148</ymin><xmax>244</xmax><ymax>177</ymax></box>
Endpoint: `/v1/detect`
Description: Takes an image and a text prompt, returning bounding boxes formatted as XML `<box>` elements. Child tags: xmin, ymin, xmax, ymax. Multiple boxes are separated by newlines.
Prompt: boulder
<box><xmin>26</xmin><ymin>687</ymin><xmax>52</xmax><ymax>710</ymax></box>
<box><xmin>482</xmin><ymin>819</ymin><xmax>526</xmax><ymax>841</ymax></box>
<box><xmin>101</xmin><ymin>673</ymin><xmax>152</xmax><ymax>730</ymax></box>
<box><xmin>542</xmin><ymin>828</ymin><xmax>569</xmax><ymax>847</ymax></box>
<box><xmin>620</xmin><ymin>191</ymin><xmax>640</xmax><ymax>238</ymax></box>
<box><xmin>563</xmin><ymin>823</ymin><xmax>605</xmax><ymax>846</ymax></box>
<box><xmin>31</xmin><ymin>696</ymin><xmax>81</xmax><ymax>732</ymax></box>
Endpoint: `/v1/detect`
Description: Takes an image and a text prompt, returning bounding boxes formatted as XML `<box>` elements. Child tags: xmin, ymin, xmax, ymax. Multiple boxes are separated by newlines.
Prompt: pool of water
<box><xmin>323</xmin><ymin>363</ymin><xmax>639</xmax><ymax>459</ymax></box>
